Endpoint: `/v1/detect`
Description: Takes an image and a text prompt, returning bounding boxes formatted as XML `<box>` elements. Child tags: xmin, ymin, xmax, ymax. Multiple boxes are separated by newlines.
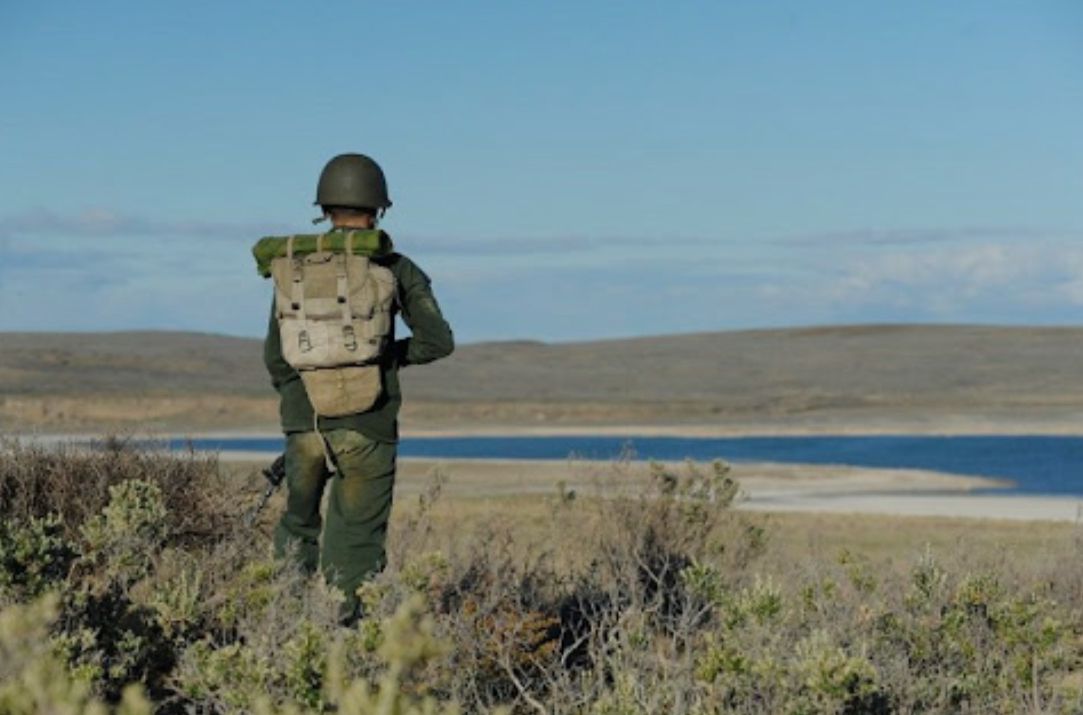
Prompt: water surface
<box><xmin>166</xmin><ymin>434</ymin><xmax>1083</xmax><ymax>496</ymax></box>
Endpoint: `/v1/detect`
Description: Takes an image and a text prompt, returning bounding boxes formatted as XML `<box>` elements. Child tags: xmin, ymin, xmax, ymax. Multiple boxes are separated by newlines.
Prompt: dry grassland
<box><xmin>6</xmin><ymin>325</ymin><xmax>1083</xmax><ymax>433</ymax></box>
<box><xmin>222</xmin><ymin>457</ymin><xmax>1073</xmax><ymax>571</ymax></box>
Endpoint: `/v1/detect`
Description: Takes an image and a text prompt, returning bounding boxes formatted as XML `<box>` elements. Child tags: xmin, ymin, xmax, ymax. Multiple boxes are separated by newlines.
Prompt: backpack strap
<box><xmin>286</xmin><ymin>235</ymin><xmax>313</xmax><ymax>354</ymax></box>
<box><xmin>286</xmin><ymin>235</ymin><xmax>307</xmax><ymax>322</ymax></box>
<box><xmin>345</xmin><ymin>230</ymin><xmax>378</xmax><ymax>320</ymax></box>
<box><xmin>337</xmin><ymin>233</ymin><xmax>354</xmax><ymax>322</ymax></box>
<box><xmin>337</xmin><ymin>234</ymin><xmax>358</xmax><ymax>352</ymax></box>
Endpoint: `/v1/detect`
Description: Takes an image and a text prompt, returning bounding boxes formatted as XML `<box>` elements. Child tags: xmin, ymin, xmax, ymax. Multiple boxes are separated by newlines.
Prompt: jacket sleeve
<box><xmin>393</xmin><ymin>258</ymin><xmax>455</xmax><ymax>367</ymax></box>
<box><xmin>263</xmin><ymin>299</ymin><xmax>299</xmax><ymax>391</ymax></box>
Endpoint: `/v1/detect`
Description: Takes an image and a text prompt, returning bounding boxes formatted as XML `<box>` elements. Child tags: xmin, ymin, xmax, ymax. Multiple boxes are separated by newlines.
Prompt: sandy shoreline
<box><xmin>739</xmin><ymin>492</ymin><xmax>1083</xmax><ymax>522</ymax></box>
<box><xmin>390</xmin><ymin>458</ymin><xmax>1081</xmax><ymax>523</ymax></box>
<box><xmin>208</xmin><ymin>453</ymin><xmax>1081</xmax><ymax>523</ymax></box>
<box><xmin>395</xmin><ymin>458</ymin><xmax>1082</xmax><ymax>523</ymax></box>
<box><xmin>8</xmin><ymin>432</ymin><xmax>1082</xmax><ymax>523</ymax></box>
<box><xmin>11</xmin><ymin>412</ymin><xmax>1083</xmax><ymax>442</ymax></box>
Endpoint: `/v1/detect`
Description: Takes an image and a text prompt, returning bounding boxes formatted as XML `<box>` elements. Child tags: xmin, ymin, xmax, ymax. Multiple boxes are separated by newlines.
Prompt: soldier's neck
<box><xmin>331</xmin><ymin>219</ymin><xmax>376</xmax><ymax>231</ymax></box>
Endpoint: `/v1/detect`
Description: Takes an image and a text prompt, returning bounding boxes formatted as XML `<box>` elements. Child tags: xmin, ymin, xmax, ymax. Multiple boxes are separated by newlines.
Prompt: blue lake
<box><xmin>165</xmin><ymin>434</ymin><xmax>1083</xmax><ymax>497</ymax></box>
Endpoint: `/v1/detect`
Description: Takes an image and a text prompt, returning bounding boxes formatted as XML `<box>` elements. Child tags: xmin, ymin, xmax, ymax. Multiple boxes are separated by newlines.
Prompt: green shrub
<box><xmin>0</xmin><ymin>514</ymin><xmax>74</xmax><ymax>603</ymax></box>
<box><xmin>0</xmin><ymin>594</ymin><xmax>152</xmax><ymax>715</ymax></box>
<box><xmin>81</xmin><ymin>480</ymin><xmax>171</xmax><ymax>586</ymax></box>
<box><xmin>1</xmin><ymin>442</ymin><xmax>1082</xmax><ymax>713</ymax></box>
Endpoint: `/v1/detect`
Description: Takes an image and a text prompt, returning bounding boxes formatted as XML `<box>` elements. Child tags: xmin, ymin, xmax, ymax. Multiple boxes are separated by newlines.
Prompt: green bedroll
<box><xmin>251</xmin><ymin>230</ymin><xmax>394</xmax><ymax>277</ymax></box>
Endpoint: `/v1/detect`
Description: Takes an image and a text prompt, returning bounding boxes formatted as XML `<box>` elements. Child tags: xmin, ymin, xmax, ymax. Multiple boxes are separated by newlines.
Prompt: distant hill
<box><xmin>405</xmin><ymin>325</ymin><xmax>1083</xmax><ymax>407</ymax></box>
<box><xmin>3</xmin><ymin>325</ymin><xmax>1083</xmax><ymax>432</ymax></box>
<box><xmin>0</xmin><ymin>331</ymin><xmax>267</xmax><ymax>396</ymax></box>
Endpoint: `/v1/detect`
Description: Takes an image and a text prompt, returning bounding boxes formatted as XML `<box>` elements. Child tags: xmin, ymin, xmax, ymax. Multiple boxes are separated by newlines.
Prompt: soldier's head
<box><xmin>314</xmin><ymin>153</ymin><xmax>392</xmax><ymax>228</ymax></box>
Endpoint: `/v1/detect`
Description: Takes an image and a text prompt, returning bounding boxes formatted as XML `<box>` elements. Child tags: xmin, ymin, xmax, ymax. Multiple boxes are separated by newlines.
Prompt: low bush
<box><xmin>0</xmin><ymin>437</ymin><xmax>233</xmax><ymax>545</ymax></box>
<box><xmin>0</xmin><ymin>441</ymin><xmax>1081</xmax><ymax>713</ymax></box>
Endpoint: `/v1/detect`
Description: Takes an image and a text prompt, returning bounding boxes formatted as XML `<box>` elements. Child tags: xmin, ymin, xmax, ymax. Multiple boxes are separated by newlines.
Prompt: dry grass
<box><xmin>230</xmin><ymin>455</ymin><xmax>1076</xmax><ymax>571</ymax></box>
<box><xmin>9</xmin><ymin>325</ymin><xmax>1083</xmax><ymax>432</ymax></box>
<box><xmin>0</xmin><ymin>437</ymin><xmax>238</xmax><ymax>544</ymax></box>
<box><xmin>0</xmin><ymin>394</ymin><xmax>278</xmax><ymax>432</ymax></box>
<box><xmin>3</xmin><ymin>442</ymin><xmax>1083</xmax><ymax>713</ymax></box>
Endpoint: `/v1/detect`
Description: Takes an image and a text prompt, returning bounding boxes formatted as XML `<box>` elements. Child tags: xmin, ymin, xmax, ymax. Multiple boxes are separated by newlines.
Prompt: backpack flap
<box><xmin>299</xmin><ymin>365</ymin><xmax>382</xmax><ymax>417</ymax></box>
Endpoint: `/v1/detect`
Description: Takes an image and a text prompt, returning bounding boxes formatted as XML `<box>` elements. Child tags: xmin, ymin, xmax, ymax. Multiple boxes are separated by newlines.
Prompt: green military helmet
<box><xmin>314</xmin><ymin>153</ymin><xmax>392</xmax><ymax>210</ymax></box>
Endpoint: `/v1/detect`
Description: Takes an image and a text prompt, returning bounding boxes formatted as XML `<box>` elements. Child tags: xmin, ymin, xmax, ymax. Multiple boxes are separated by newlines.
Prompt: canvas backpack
<box><xmin>270</xmin><ymin>233</ymin><xmax>396</xmax><ymax>417</ymax></box>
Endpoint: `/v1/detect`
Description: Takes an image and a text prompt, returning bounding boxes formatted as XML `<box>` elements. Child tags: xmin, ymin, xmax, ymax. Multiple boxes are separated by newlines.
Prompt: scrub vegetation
<box><xmin>1</xmin><ymin>439</ymin><xmax>1082</xmax><ymax>713</ymax></box>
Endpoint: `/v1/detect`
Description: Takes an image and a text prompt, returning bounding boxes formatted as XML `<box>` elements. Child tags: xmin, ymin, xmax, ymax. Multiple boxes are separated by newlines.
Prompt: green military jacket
<box><xmin>262</xmin><ymin>233</ymin><xmax>454</xmax><ymax>443</ymax></box>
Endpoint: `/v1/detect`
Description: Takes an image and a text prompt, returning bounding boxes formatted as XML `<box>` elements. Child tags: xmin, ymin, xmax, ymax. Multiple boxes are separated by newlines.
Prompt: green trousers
<box><xmin>273</xmin><ymin>429</ymin><xmax>397</xmax><ymax>609</ymax></box>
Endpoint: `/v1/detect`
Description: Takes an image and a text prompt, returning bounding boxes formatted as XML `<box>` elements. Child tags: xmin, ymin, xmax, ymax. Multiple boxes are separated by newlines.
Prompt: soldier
<box><xmin>258</xmin><ymin>153</ymin><xmax>454</xmax><ymax>623</ymax></box>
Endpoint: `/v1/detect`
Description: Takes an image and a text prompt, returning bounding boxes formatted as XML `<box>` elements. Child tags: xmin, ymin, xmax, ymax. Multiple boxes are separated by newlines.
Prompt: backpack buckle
<box><xmin>342</xmin><ymin>325</ymin><xmax>358</xmax><ymax>351</ymax></box>
<box><xmin>298</xmin><ymin>331</ymin><xmax>312</xmax><ymax>352</ymax></box>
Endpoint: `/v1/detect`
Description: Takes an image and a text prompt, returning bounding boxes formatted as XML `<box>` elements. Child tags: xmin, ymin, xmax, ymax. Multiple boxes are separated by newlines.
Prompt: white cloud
<box><xmin>3</xmin><ymin>209</ymin><xmax>1083</xmax><ymax>339</ymax></box>
<box><xmin>774</xmin><ymin>226</ymin><xmax>1083</xmax><ymax>247</ymax></box>
<box><xmin>1</xmin><ymin>207</ymin><xmax>735</xmax><ymax>256</ymax></box>
<box><xmin>0</xmin><ymin>208</ymin><xmax>290</xmax><ymax>240</ymax></box>
<box><xmin>760</xmin><ymin>241</ymin><xmax>1083</xmax><ymax>321</ymax></box>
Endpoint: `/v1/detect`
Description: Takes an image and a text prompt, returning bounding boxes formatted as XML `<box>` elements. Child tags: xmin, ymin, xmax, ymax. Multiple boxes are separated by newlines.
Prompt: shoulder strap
<box><xmin>287</xmin><ymin>235</ymin><xmax>307</xmax><ymax>322</ymax></box>
<box><xmin>337</xmin><ymin>233</ymin><xmax>355</xmax><ymax>324</ymax></box>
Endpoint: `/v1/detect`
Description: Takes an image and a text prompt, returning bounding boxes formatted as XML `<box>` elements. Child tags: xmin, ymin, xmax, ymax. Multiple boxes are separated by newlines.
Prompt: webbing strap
<box><xmin>350</xmin><ymin>231</ymin><xmax>376</xmax><ymax>320</ymax></box>
<box><xmin>337</xmin><ymin>233</ymin><xmax>354</xmax><ymax>325</ymax></box>
<box><xmin>287</xmin><ymin>236</ymin><xmax>307</xmax><ymax>322</ymax></box>
<box><xmin>312</xmin><ymin>411</ymin><xmax>337</xmax><ymax>474</ymax></box>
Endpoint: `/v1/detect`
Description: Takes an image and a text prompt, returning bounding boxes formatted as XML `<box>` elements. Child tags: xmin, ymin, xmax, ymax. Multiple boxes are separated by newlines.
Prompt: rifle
<box><xmin>243</xmin><ymin>454</ymin><xmax>286</xmax><ymax>527</ymax></box>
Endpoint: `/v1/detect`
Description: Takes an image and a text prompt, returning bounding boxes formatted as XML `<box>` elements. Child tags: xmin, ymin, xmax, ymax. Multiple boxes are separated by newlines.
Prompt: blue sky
<box><xmin>2</xmin><ymin>1</ymin><xmax>1082</xmax><ymax>342</ymax></box>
